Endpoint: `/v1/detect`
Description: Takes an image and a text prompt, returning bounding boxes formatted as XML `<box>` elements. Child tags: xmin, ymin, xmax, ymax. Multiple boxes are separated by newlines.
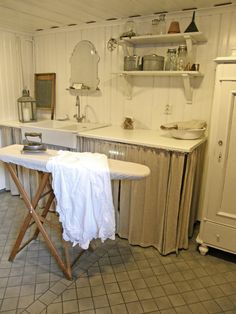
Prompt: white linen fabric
<box><xmin>46</xmin><ymin>150</ymin><xmax>115</xmax><ymax>249</ymax></box>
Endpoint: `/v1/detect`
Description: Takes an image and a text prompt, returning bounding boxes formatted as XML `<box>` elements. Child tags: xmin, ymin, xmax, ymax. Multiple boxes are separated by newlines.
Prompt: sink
<box><xmin>21</xmin><ymin>120</ymin><xmax>109</xmax><ymax>149</ymax></box>
<box><xmin>59</xmin><ymin>122</ymin><xmax>108</xmax><ymax>131</ymax></box>
<box><xmin>26</xmin><ymin>119</ymin><xmax>75</xmax><ymax>129</ymax></box>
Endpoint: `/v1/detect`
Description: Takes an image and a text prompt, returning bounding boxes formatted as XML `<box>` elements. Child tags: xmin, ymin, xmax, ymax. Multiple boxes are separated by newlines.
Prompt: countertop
<box><xmin>0</xmin><ymin>121</ymin><xmax>206</xmax><ymax>153</ymax></box>
<box><xmin>79</xmin><ymin>125</ymin><xmax>206</xmax><ymax>153</ymax></box>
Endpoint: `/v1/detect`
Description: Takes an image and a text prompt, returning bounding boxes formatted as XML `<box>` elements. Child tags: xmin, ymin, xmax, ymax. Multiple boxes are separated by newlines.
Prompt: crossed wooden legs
<box><xmin>5</xmin><ymin>163</ymin><xmax>83</xmax><ymax>280</ymax></box>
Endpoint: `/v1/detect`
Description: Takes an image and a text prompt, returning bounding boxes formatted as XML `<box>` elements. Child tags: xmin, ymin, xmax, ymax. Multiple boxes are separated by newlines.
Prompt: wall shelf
<box><xmin>119</xmin><ymin>32</ymin><xmax>207</xmax><ymax>58</ymax></box>
<box><xmin>118</xmin><ymin>32</ymin><xmax>206</xmax><ymax>103</ymax></box>
<box><xmin>119</xmin><ymin>71</ymin><xmax>203</xmax><ymax>103</ymax></box>
<box><xmin>120</xmin><ymin>71</ymin><xmax>202</xmax><ymax>77</ymax></box>
<box><xmin>119</xmin><ymin>32</ymin><xmax>207</xmax><ymax>46</ymax></box>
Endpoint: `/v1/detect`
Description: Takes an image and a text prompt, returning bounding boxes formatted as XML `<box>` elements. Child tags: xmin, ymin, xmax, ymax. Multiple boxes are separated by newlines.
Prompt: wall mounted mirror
<box><xmin>35</xmin><ymin>73</ymin><xmax>56</xmax><ymax>118</ymax></box>
<box><xmin>69</xmin><ymin>40</ymin><xmax>100</xmax><ymax>94</ymax></box>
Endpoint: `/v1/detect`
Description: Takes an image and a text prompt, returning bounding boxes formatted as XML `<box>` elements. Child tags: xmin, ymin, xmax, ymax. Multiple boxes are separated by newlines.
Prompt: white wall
<box><xmin>0</xmin><ymin>31</ymin><xmax>34</xmax><ymax>121</ymax></box>
<box><xmin>33</xmin><ymin>5</ymin><xmax>236</xmax><ymax>129</ymax></box>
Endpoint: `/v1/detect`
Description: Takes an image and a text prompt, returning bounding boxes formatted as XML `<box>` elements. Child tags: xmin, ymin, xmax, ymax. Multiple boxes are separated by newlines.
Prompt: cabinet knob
<box><xmin>216</xmin><ymin>234</ymin><xmax>220</xmax><ymax>242</ymax></box>
<box><xmin>218</xmin><ymin>140</ymin><xmax>223</xmax><ymax>146</ymax></box>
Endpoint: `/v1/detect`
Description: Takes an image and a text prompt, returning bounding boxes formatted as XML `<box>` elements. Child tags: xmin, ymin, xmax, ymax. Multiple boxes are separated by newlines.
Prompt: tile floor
<box><xmin>0</xmin><ymin>190</ymin><xmax>236</xmax><ymax>314</ymax></box>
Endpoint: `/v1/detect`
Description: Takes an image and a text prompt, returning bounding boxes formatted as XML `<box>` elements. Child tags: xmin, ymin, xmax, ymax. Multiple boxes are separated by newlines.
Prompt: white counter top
<box><xmin>0</xmin><ymin>120</ymin><xmax>23</xmax><ymax>128</ymax></box>
<box><xmin>79</xmin><ymin>125</ymin><xmax>206</xmax><ymax>153</ymax></box>
<box><xmin>0</xmin><ymin>121</ymin><xmax>206</xmax><ymax>153</ymax></box>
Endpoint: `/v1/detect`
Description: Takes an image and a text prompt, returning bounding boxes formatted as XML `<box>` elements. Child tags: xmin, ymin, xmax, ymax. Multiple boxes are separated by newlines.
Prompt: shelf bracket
<box><xmin>184</xmin><ymin>35</ymin><xmax>193</xmax><ymax>65</ymax></box>
<box><xmin>182</xmin><ymin>74</ymin><xmax>193</xmax><ymax>104</ymax></box>
<box><xmin>118</xmin><ymin>40</ymin><xmax>133</xmax><ymax>56</ymax></box>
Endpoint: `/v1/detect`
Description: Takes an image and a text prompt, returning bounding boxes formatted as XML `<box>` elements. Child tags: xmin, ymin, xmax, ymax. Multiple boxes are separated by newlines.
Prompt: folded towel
<box><xmin>46</xmin><ymin>151</ymin><xmax>115</xmax><ymax>249</ymax></box>
<box><xmin>160</xmin><ymin>119</ymin><xmax>207</xmax><ymax>130</ymax></box>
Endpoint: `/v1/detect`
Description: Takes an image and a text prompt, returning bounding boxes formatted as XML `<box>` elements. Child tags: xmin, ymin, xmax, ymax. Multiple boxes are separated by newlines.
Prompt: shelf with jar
<box><xmin>119</xmin><ymin>32</ymin><xmax>206</xmax><ymax>46</ymax></box>
<box><xmin>119</xmin><ymin>70</ymin><xmax>202</xmax><ymax>104</ymax></box>
<box><xmin>118</xmin><ymin>33</ymin><xmax>206</xmax><ymax>103</ymax></box>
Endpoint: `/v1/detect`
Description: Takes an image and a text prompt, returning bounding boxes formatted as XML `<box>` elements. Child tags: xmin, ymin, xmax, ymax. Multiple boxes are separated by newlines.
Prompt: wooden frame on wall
<box><xmin>35</xmin><ymin>73</ymin><xmax>56</xmax><ymax>118</ymax></box>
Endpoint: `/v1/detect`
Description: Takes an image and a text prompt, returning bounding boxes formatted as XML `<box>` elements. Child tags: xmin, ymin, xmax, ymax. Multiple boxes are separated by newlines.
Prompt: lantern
<box><xmin>17</xmin><ymin>89</ymin><xmax>37</xmax><ymax>123</ymax></box>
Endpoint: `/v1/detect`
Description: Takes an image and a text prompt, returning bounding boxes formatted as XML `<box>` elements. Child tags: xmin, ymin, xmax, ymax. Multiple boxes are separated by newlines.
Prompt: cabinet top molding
<box><xmin>215</xmin><ymin>48</ymin><xmax>236</xmax><ymax>63</ymax></box>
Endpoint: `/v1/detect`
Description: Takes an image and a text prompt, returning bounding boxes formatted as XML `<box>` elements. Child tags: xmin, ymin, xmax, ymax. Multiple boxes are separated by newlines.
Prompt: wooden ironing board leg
<box><xmin>5</xmin><ymin>163</ymin><xmax>73</xmax><ymax>280</ymax></box>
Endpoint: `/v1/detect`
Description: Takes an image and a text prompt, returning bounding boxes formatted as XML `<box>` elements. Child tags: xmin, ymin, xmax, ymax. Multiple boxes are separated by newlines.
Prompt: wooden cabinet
<box><xmin>119</xmin><ymin>32</ymin><xmax>207</xmax><ymax>103</ymax></box>
<box><xmin>197</xmin><ymin>51</ymin><xmax>236</xmax><ymax>255</ymax></box>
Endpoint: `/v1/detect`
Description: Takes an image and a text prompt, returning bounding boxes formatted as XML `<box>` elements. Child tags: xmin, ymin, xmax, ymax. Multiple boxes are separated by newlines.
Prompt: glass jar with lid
<box><xmin>164</xmin><ymin>48</ymin><xmax>177</xmax><ymax>71</ymax></box>
<box><xmin>152</xmin><ymin>14</ymin><xmax>166</xmax><ymax>35</ymax></box>
<box><xmin>177</xmin><ymin>45</ymin><xmax>188</xmax><ymax>71</ymax></box>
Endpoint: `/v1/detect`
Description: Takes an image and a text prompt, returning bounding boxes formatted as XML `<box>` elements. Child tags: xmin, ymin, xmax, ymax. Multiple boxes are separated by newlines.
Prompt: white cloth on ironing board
<box><xmin>46</xmin><ymin>150</ymin><xmax>115</xmax><ymax>249</ymax></box>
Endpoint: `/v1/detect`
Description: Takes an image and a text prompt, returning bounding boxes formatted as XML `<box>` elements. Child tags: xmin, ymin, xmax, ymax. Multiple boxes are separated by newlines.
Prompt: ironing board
<box><xmin>0</xmin><ymin>144</ymin><xmax>150</xmax><ymax>280</ymax></box>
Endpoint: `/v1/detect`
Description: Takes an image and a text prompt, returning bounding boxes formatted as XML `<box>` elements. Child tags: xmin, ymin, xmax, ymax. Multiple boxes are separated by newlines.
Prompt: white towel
<box><xmin>46</xmin><ymin>150</ymin><xmax>115</xmax><ymax>249</ymax></box>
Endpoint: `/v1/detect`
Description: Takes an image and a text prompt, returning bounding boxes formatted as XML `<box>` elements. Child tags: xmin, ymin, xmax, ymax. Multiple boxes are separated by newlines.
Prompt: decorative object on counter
<box><xmin>190</xmin><ymin>63</ymin><xmax>200</xmax><ymax>71</ymax></box>
<box><xmin>70</xmin><ymin>83</ymin><xmax>90</xmax><ymax>90</ymax></box>
<box><xmin>143</xmin><ymin>54</ymin><xmax>164</xmax><ymax>71</ymax></box>
<box><xmin>17</xmin><ymin>89</ymin><xmax>37</xmax><ymax>123</ymax></box>
<box><xmin>160</xmin><ymin>119</ymin><xmax>207</xmax><ymax>130</ymax></box>
<box><xmin>124</xmin><ymin>55</ymin><xmax>142</xmax><ymax>71</ymax></box>
<box><xmin>151</xmin><ymin>14</ymin><xmax>166</xmax><ymax>35</ymax></box>
<box><xmin>121</xmin><ymin>20</ymin><xmax>136</xmax><ymax>38</ymax></box>
<box><xmin>177</xmin><ymin>44</ymin><xmax>188</xmax><ymax>71</ymax></box>
<box><xmin>184</xmin><ymin>11</ymin><xmax>199</xmax><ymax>33</ymax></box>
<box><xmin>160</xmin><ymin>119</ymin><xmax>207</xmax><ymax>139</ymax></box>
<box><xmin>107</xmin><ymin>38</ymin><xmax>118</xmax><ymax>51</ymax></box>
<box><xmin>22</xmin><ymin>132</ymin><xmax>47</xmax><ymax>152</ymax></box>
<box><xmin>164</xmin><ymin>48</ymin><xmax>177</xmax><ymax>71</ymax></box>
<box><xmin>122</xmin><ymin>116</ymin><xmax>134</xmax><ymax>129</ymax></box>
<box><xmin>169</xmin><ymin>127</ymin><xmax>206</xmax><ymax>139</ymax></box>
<box><xmin>168</xmin><ymin>21</ymin><xmax>180</xmax><ymax>33</ymax></box>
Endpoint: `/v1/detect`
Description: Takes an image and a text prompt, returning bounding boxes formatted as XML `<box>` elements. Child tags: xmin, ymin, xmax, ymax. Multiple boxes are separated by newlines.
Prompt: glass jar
<box><xmin>152</xmin><ymin>14</ymin><xmax>166</xmax><ymax>35</ymax></box>
<box><xmin>177</xmin><ymin>45</ymin><xmax>188</xmax><ymax>71</ymax></box>
<box><xmin>152</xmin><ymin>19</ymin><xmax>159</xmax><ymax>35</ymax></box>
<box><xmin>164</xmin><ymin>48</ymin><xmax>177</xmax><ymax>71</ymax></box>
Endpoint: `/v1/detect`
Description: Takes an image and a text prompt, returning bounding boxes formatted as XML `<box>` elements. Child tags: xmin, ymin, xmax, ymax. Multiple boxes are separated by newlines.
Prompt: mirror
<box><xmin>69</xmin><ymin>40</ymin><xmax>100</xmax><ymax>93</ymax></box>
<box><xmin>35</xmin><ymin>73</ymin><xmax>56</xmax><ymax>118</ymax></box>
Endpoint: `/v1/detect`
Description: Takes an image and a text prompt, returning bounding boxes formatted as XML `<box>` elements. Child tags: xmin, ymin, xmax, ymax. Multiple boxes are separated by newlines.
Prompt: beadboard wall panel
<box><xmin>34</xmin><ymin>6</ymin><xmax>236</xmax><ymax>129</ymax></box>
<box><xmin>0</xmin><ymin>32</ymin><xmax>33</xmax><ymax>121</ymax></box>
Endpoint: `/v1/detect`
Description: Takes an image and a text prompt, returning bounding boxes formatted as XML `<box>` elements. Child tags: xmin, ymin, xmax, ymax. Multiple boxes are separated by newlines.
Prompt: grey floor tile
<box><xmin>107</xmin><ymin>292</ymin><xmax>124</xmax><ymax>306</ymax></box>
<box><xmin>141</xmin><ymin>299</ymin><xmax>158</xmax><ymax>312</ymax></box>
<box><xmin>215</xmin><ymin>296</ymin><xmax>236</xmax><ymax>311</ymax></box>
<box><xmin>202</xmin><ymin>299</ymin><xmax>222</xmax><ymax>313</ymax></box>
<box><xmin>1</xmin><ymin>297</ymin><xmax>19</xmax><ymax>311</ymax></box>
<box><xmin>1</xmin><ymin>192</ymin><xmax>236</xmax><ymax>314</ymax></box>
<box><xmin>126</xmin><ymin>301</ymin><xmax>144</xmax><ymax>314</ymax></box>
<box><xmin>26</xmin><ymin>300</ymin><xmax>46</xmax><ymax>314</ymax></box>
<box><xmin>78</xmin><ymin>297</ymin><xmax>94</xmax><ymax>311</ymax></box>
<box><xmin>47</xmin><ymin>302</ymin><xmax>63</xmax><ymax>314</ymax></box>
<box><xmin>62</xmin><ymin>299</ymin><xmax>79</xmax><ymax>313</ymax></box>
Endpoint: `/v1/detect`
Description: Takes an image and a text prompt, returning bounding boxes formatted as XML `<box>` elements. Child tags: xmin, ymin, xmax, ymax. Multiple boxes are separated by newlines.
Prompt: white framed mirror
<box><xmin>69</xmin><ymin>40</ymin><xmax>100</xmax><ymax>94</ymax></box>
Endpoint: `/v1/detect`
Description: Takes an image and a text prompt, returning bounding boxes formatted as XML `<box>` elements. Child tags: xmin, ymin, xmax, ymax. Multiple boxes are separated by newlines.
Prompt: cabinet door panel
<box><xmin>208</xmin><ymin>81</ymin><xmax>236</xmax><ymax>224</ymax></box>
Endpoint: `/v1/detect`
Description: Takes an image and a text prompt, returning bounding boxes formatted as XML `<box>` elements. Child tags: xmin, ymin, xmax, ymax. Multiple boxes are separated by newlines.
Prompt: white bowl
<box><xmin>170</xmin><ymin>128</ymin><xmax>206</xmax><ymax>140</ymax></box>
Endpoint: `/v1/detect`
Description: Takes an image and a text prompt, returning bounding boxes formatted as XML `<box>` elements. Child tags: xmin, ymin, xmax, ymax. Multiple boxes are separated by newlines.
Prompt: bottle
<box><xmin>177</xmin><ymin>45</ymin><xmax>187</xmax><ymax>71</ymax></box>
<box><xmin>164</xmin><ymin>48</ymin><xmax>177</xmax><ymax>71</ymax></box>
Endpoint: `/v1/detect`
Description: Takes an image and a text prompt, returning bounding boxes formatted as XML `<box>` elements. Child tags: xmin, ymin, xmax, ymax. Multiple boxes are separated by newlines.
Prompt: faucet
<box><xmin>73</xmin><ymin>95</ymin><xmax>86</xmax><ymax>122</ymax></box>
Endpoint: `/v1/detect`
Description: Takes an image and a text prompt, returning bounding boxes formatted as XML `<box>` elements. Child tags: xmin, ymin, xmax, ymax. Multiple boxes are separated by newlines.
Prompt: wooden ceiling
<box><xmin>0</xmin><ymin>0</ymin><xmax>235</xmax><ymax>33</ymax></box>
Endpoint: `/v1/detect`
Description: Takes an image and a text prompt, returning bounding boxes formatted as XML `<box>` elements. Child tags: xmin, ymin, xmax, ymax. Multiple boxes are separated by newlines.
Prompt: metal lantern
<box><xmin>17</xmin><ymin>89</ymin><xmax>37</xmax><ymax>123</ymax></box>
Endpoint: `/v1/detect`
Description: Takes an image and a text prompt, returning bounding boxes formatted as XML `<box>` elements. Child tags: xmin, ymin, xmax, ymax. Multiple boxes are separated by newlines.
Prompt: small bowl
<box><xmin>170</xmin><ymin>128</ymin><xmax>206</xmax><ymax>140</ymax></box>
